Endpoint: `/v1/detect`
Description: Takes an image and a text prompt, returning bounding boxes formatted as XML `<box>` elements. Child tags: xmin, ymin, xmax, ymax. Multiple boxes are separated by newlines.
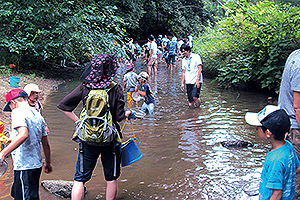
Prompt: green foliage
<box><xmin>0</xmin><ymin>0</ymin><xmax>127</xmax><ymax>69</ymax></box>
<box><xmin>194</xmin><ymin>0</ymin><xmax>300</xmax><ymax>91</ymax></box>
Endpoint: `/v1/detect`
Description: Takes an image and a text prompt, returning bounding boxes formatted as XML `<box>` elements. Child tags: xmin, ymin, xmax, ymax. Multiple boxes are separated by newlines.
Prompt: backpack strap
<box><xmin>106</xmin><ymin>81</ymin><xmax>117</xmax><ymax>91</ymax></box>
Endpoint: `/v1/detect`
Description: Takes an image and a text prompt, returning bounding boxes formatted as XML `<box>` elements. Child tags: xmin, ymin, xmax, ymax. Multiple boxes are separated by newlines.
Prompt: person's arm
<box><xmin>62</xmin><ymin>111</ymin><xmax>80</xmax><ymax>123</ymax></box>
<box><xmin>137</xmin><ymin>89</ymin><xmax>146</xmax><ymax>97</ymax></box>
<box><xmin>195</xmin><ymin>64</ymin><xmax>202</xmax><ymax>88</ymax></box>
<box><xmin>270</xmin><ymin>189</ymin><xmax>282</xmax><ymax>200</ymax></box>
<box><xmin>181</xmin><ymin>69</ymin><xmax>186</xmax><ymax>91</ymax></box>
<box><xmin>137</xmin><ymin>84</ymin><xmax>146</xmax><ymax>97</ymax></box>
<box><xmin>0</xmin><ymin>126</ymin><xmax>28</xmax><ymax>165</ymax></box>
<box><xmin>123</xmin><ymin>80</ymin><xmax>127</xmax><ymax>91</ymax></box>
<box><xmin>41</xmin><ymin>136</ymin><xmax>52</xmax><ymax>173</ymax></box>
<box><xmin>148</xmin><ymin>49</ymin><xmax>153</xmax><ymax>61</ymax></box>
<box><xmin>296</xmin><ymin>166</ymin><xmax>300</xmax><ymax>174</ymax></box>
<box><xmin>293</xmin><ymin>91</ymin><xmax>300</xmax><ymax>127</ymax></box>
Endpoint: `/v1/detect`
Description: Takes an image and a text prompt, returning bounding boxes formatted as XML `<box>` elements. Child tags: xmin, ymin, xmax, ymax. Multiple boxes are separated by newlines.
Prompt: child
<box><xmin>0</xmin><ymin>89</ymin><xmax>52</xmax><ymax>199</ymax></box>
<box><xmin>24</xmin><ymin>83</ymin><xmax>50</xmax><ymax>135</ymax></box>
<box><xmin>123</xmin><ymin>63</ymin><xmax>138</xmax><ymax>105</ymax></box>
<box><xmin>245</xmin><ymin>105</ymin><xmax>300</xmax><ymax>199</ymax></box>
<box><xmin>135</xmin><ymin>72</ymin><xmax>155</xmax><ymax>115</ymax></box>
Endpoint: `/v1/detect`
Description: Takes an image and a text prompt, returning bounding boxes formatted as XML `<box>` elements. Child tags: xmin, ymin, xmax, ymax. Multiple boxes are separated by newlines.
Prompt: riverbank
<box><xmin>0</xmin><ymin>74</ymin><xmax>64</xmax><ymax>131</ymax></box>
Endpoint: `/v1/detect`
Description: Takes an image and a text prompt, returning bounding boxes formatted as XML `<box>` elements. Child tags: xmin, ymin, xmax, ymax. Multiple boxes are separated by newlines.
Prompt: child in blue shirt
<box><xmin>245</xmin><ymin>105</ymin><xmax>300</xmax><ymax>200</ymax></box>
<box><xmin>135</xmin><ymin>72</ymin><xmax>155</xmax><ymax>115</ymax></box>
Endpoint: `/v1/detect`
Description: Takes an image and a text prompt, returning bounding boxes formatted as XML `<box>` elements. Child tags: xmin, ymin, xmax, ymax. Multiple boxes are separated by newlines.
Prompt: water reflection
<box><xmin>1</xmin><ymin>60</ymin><xmax>271</xmax><ymax>199</ymax></box>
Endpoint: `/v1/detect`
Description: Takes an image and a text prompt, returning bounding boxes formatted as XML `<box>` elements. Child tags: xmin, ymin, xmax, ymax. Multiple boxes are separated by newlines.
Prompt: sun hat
<box><xmin>125</xmin><ymin>63</ymin><xmax>134</xmax><ymax>71</ymax></box>
<box><xmin>3</xmin><ymin>89</ymin><xmax>28</xmax><ymax>112</ymax></box>
<box><xmin>138</xmin><ymin>72</ymin><xmax>149</xmax><ymax>80</ymax></box>
<box><xmin>245</xmin><ymin>105</ymin><xmax>290</xmax><ymax>136</ymax></box>
<box><xmin>80</xmin><ymin>53</ymin><xmax>118</xmax><ymax>89</ymax></box>
<box><xmin>23</xmin><ymin>83</ymin><xmax>42</xmax><ymax>96</ymax></box>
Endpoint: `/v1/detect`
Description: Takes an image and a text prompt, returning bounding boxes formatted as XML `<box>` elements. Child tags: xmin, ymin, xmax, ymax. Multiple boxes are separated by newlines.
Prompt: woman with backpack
<box><xmin>57</xmin><ymin>53</ymin><xmax>134</xmax><ymax>200</ymax></box>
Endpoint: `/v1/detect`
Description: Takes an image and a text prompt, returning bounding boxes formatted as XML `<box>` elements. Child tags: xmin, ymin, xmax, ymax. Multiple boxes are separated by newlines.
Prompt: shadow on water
<box><xmin>1</xmin><ymin>59</ymin><xmax>271</xmax><ymax>199</ymax></box>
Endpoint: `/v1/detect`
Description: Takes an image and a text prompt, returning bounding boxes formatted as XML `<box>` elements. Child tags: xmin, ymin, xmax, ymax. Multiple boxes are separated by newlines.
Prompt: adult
<box><xmin>180</xmin><ymin>44</ymin><xmax>203</xmax><ymax>107</ymax></box>
<box><xmin>156</xmin><ymin>35</ymin><xmax>163</xmax><ymax>51</ymax></box>
<box><xmin>187</xmin><ymin>32</ymin><xmax>193</xmax><ymax>48</ymax></box>
<box><xmin>162</xmin><ymin>35</ymin><xmax>169</xmax><ymax>51</ymax></box>
<box><xmin>147</xmin><ymin>35</ymin><xmax>158</xmax><ymax>76</ymax></box>
<box><xmin>57</xmin><ymin>54</ymin><xmax>133</xmax><ymax>200</ymax></box>
<box><xmin>166</xmin><ymin>37</ymin><xmax>178</xmax><ymax>68</ymax></box>
<box><xmin>128</xmin><ymin>38</ymin><xmax>135</xmax><ymax>62</ymax></box>
<box><xmin>278</xmin><ymin>49</ymin><xmax>300</xmax><ymax>198</ymax></box>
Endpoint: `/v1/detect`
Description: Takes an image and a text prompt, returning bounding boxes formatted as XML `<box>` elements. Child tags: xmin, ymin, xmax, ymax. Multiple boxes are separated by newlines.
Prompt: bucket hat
<box><xmin>23</xmin><ymin>83</ymin><xmax>42</xmax><ymax>96</ymax></box>
<box><xmin>245</xmin><ymin>105</ymin><xmax>290</xmax><ymax>136</ymax></box>
<box><xmin>80</xmin><ymin>54</ymin><xmax>118</xmax><ymax>89</ymax></box>
<box><xmin>3</xmin><ymin>89</ymin><xmax>28</xmax><ymax>112</ymax></box>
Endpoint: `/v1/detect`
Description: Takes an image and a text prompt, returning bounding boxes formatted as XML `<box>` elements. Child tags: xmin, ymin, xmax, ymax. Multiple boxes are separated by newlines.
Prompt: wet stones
<box><xmin>41</xmin><ymin>180</ymin><xmax>87</xmax><ymax>198</ymax></box>
<box><xmin>221</xmin><ymin>140</ymin><xmax>254</xmax><ymax>148</ymax></box>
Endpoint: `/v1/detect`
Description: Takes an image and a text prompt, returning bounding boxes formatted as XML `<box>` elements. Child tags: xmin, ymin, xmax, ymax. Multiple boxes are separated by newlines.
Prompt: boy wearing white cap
<box><xmin>24</xmin><ymin>83</ymin><xmax>50</xmax><ymax>135</ymax></box>
<box><xmin>23</xmin><ymin>83</ymin><xmax>43</xmax><ymax>113</ymax></box>
<box><xmin>245</xmin><ymin>105</ymin><xmax>300</xmax><ymax>199</ymax></box>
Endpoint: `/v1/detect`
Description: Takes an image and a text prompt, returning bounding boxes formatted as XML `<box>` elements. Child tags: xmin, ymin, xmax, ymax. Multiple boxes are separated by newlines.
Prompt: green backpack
<box><xmin>73</xmin><ymin>82</ymin><xmax>117</xmax><ymax>146</ymax></box>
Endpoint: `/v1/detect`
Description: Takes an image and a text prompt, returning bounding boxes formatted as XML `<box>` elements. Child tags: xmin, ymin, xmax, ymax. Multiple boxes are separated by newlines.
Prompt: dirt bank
<box><xmin>0</xmin><ymin>74</ymin><xmax>64</xmax><ymax>131</ymax></box>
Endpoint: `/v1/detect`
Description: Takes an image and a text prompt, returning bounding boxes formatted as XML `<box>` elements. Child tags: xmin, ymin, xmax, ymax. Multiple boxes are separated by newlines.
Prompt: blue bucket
<box><xmin>10</xmin><ymin>76</ymin><xmax>20</xmax><ymax>88</ymax></box>
<box><xmin>121</xmin><ymin>138</ymin><xmax>143</xmax><ymax>167</ymax></box>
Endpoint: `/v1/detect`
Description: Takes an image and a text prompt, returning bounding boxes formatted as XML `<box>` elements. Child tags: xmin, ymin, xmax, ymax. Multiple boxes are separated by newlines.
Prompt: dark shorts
<box><xmin>167</xmin><ymin>54</ymin><xmax>176</xmax><ymax>65</ymax></box>
<box><xmin>12</xmin><ymin>167</ymin><xmax>42</xmax><ymax>200</ymax></box>
<box><xmin>74</xmin><ymin>142</ymin><xmax>121</xmax><ymax>182</ymax></box>
<box><xmin>186</xmin><ymin>84</ymin><xmax>202</xmax><ymax>102</ymax></box>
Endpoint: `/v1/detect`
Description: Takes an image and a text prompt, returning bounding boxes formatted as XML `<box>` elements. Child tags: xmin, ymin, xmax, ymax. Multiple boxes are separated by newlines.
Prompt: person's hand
<box><xmin>181</xmin><ymin>84</ymin><xmax>185</xmax><ymax>91</ymax></box>
<box><xmin>75</xmin><ymin>120</ymin><xmax>81</xmax><ymax>129</ymax></box>
<box><xmin>194</xmin><ymin>81</ymin><xmax>200</xmax><ymax>88</ymax></box>
<box><xmin>44</xmin><ymin>163</ymin><xmax>53</xmax><ymax>173</ymax></box>
<box><xmin>0</xmin><ymin>152</ymin><xmax>5</xmax><ymax>166</ymax></box>
<box><xmin>128</xmin><ymin>110</ymin><xmax>136</xmax><ymax>120</ymax></box>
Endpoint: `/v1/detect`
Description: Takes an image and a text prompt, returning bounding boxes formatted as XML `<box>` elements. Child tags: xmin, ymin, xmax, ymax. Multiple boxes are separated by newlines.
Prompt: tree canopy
<box><xmin>0</xmin><ymin>0</ymin><xmax>127</xmax><ymax>68</ymax></box>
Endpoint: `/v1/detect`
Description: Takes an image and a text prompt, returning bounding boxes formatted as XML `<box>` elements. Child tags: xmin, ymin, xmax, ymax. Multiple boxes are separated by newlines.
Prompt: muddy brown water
<box><xmin>1</xmin><ymin>60</ymin><xmax>271</xmax><ymax>199</ymax></box>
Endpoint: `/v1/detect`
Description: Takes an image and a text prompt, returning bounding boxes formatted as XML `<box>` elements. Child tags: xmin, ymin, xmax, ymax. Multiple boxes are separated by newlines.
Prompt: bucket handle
<box><xmin>122</xmin><ymin>137</ymin><xmax>140</xmax><ymax>148</ymax></box>
<box><xmin>121</xmin><ymin>118</ymin><xmax>136</xmax><ymax>138</ymax></box>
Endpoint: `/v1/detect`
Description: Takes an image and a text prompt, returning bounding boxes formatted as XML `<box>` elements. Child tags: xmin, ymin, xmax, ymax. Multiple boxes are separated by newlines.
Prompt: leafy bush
<box><xmin>194</xmin><ymin>0</ymin><xmax>300</xmax><ymax>91</ymax></box>
<box><xmin>0</xmin><ymin>0</ymin><xmax>127</xmax><ymax>69</ymax></box>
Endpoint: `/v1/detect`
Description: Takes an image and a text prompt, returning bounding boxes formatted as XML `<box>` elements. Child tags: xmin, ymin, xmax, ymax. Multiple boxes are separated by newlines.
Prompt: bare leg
<box><xmin>106</xmin><ymin>180</ymin><xmax>118</xmax><ymax>200</ymax></box>
<box><xmin>147</xmin><ymin>64</ymin><xmax>152</xmax><ymax>76</ymax></box>
<box><xmin>71</xmin><ymin>181</ymin><xmax>84</xmax><ymax>200</ymax></box>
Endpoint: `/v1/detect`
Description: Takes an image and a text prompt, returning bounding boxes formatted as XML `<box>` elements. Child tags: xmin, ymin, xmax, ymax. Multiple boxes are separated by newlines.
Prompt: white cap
<box><xmin>245</xmin><ymin>105</ymin><xmax>281</xmax><ymax>126</ymax></box>
<box><xmin>23</xmin><ymin>83</ymin><xmax>42</xmax><ymax>96</ymax></box>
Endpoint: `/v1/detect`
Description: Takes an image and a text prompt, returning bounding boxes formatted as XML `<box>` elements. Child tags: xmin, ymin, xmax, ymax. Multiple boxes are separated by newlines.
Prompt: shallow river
<box><xmin>1</xmin><ymin>59</ymin><xmax>272</xmax><ymax>199</ymax></box>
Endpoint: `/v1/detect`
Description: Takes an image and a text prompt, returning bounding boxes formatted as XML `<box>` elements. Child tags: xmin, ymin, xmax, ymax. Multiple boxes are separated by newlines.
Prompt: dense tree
<box><xmin>101</xmin><ymin>0</ymin><xmax>214</xmax><ymax>39</ymax></box>
<box><xmin>0</xmin><ymin>0</ymin><xmax>127</xmax><ymax>68</ymax></box>
<box><xmin>194</xmin><ymin>0</ymin><xmax>300</xmax><ymax>91</ymax></box>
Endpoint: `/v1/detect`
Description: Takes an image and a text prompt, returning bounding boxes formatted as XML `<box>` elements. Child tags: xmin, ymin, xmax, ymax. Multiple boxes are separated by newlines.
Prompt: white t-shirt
<box><xmin>182</xmin><ymin>53</ymin><xmax>203</xmax><ymax>84</ymax></box>
<box><xmin>150</xmin><ymin>41</ymin><xmax>157</xmax><ymax>58</ymax></box>
<box><xmin>11</xmin><ymin>105</ymin><xmax>47</xmax><ymax>170</ymax></box>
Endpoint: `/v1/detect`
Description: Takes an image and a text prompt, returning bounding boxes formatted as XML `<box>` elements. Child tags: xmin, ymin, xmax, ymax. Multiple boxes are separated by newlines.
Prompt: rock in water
<box><xmin>243</xmin><ymin>179</ymin><xmax>260</xmax><ymax>196</ymax></box>
<box><xmin>221</xmin><ymin>140</ymin><xmax>254</xmax><ymax>148</ymax></box>
<box><xmin>41</xmin><ymin>180</ymin><xmax>86</xmax><ymax>198</ymax></box>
